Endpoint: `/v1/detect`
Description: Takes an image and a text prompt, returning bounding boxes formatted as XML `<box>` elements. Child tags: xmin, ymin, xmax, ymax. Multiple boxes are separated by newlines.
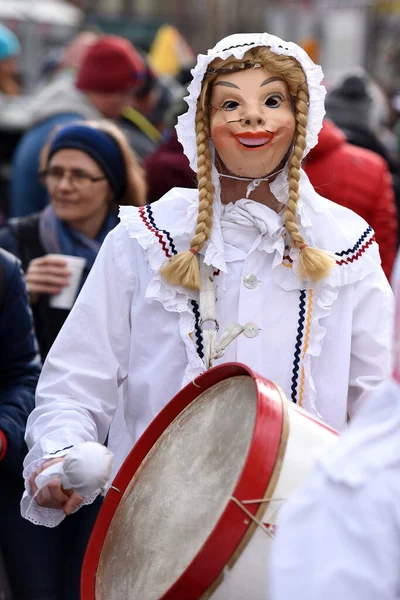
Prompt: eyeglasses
<box><xmin>39</xmin><ymin>167</ymin><xmax>106</xmax><ymax>191</ymax></box>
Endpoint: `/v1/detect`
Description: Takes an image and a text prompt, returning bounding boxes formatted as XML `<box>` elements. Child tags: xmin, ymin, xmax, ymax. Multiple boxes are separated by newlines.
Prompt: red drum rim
<box><xmin>81</xmin><ymin>362</ymin><xmax>285</xmax><ymax>599</ymax></box>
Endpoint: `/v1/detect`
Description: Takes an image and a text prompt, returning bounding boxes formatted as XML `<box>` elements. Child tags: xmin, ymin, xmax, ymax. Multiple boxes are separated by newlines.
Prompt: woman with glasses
<box><xmin>0</xmin><ymin>121</ymin><xmax>146</xmax><ymax>360</ymax></box>
<box><xmin>0</xmin><ymin>122</ymin><xmax>145</xmax><ymax>600</ymax></box>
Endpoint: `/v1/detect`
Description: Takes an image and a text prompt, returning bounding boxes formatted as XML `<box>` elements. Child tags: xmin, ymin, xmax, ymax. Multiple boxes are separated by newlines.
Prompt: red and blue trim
<box><xmin>138</xmin><ymin>205</ymin><xmax>176</xmax><ymax>258</ymax></box>
<box><xmin>335</xmin><ymin>226</ymin><xmax>375</xmax><ymax>266</ymax></box>
<box><xmin>282</xmin><ymin>226</ymin><xmax>375</xmax><ymax>269</ymax></box>
<box><xmin>138</xmin><ymin>205</ymin><xmax>204</xmax><ymax>361</ymax></box>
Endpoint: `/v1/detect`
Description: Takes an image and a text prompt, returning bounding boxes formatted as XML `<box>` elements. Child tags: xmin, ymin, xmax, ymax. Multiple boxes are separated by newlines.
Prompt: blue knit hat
<box><xmin>47</xmin><ymin>124</ymin><xmax>127</xmax><ymax>201</ymax></box>
<box><xmin>0</xmin><ymin>24</ymin><xmax>20</xmax><ymax>61</ymax></box>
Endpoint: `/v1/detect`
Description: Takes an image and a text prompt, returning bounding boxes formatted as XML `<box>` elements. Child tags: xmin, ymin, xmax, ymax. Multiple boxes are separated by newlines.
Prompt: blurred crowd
<box><xmin>0</xmin><ymin>19</ymin><xmax>399</xmax><ymax>599</ymax></box>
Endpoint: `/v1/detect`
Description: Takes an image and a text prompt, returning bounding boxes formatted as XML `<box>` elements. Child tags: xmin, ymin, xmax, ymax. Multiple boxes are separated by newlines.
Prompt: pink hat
<box><xmin>76</xmin><ymin>35</ymin><xmax>145</xmax><ymax>93</ymax></box>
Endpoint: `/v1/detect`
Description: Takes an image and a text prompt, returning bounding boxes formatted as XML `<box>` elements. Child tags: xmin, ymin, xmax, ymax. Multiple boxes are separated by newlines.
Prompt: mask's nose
<box><xmin>241</xmin><ymin>110</ymin><xmax>265</xmax><ymax>127</ymax></box>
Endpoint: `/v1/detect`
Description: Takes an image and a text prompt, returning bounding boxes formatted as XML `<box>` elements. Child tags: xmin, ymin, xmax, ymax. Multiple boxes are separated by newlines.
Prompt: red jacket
<box><xmin>305</xmin><ymin>119</ymin><xmax>398</xmax><ymax>280</ymax></box>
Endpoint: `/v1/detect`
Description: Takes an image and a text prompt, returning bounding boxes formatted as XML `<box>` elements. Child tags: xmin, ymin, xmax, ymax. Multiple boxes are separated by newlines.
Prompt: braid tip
<box><xmin>297</xmin><ymin>246</ymin><xmax>336</xmax><ymax>283</ymax></box>
<box><xmin>160</xmin><ymin>250</ymin><xmax>201</xmax><ymax>291</ymax></box>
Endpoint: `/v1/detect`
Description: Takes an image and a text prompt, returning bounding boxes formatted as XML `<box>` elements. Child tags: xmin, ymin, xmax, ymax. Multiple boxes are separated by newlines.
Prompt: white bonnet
<box><xmin>176</xmin><ymin>32</ymin><xmax>326</xmax><ymax>173</ymax></box>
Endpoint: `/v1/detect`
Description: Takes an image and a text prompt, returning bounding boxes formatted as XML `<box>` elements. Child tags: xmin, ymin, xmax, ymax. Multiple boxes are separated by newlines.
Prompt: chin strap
<box><xmin>218</xmin><ymin>167</ymin><xmax>284</xmax><ymax>199</ymax></box>
<box><xmin>199</xmin><ymin>259</ymin><xmax>244</xmax><ymax>368</ymax></box>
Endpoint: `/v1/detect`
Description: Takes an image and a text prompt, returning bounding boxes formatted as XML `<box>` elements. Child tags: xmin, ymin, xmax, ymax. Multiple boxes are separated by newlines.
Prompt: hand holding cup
<box><xmin>26</xmin><ymin>255</ymin><xmax>72</xmax><ymax>303</ymax></box>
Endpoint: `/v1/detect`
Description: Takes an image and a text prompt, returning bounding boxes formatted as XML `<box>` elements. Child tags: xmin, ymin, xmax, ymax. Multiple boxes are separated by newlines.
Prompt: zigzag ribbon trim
<box><xmin>145</xmin><ymin>205</ymin><xmax>178</xmax><ymax>255</ymax></box>
<box><xmin>221</xmin><ymin>41</ymin><xmax>256</xmax><ymax>51</ymax></box>
<box><xmin>299</xmin><ymin>290</ymin><xmax>313</xmax><ymax>407</ymax></box>
<box><xmin>290</xmin><ymin>289</ymin><xmax>306</xmax><ymax>403</ymax></box>
<box><xmin>190</xmin><ymin>300</ymin><xmax>205</xmax><ymax>360</ymax></box>
<box><xmin>336</xmin><ymin>234</ymin><xmax>375</xmax><ymax>266</ymax></box>
<box><xmin>335</xmin><ymin>226</ymin><xmax>372</xmax><ymax>257</ymax></box>
<box><xmin>282</xmin><ymin>227</ymin><xmax>374</xmax><ymax>270</ymax></box>
<box><xmin>138</xmin><ymin>204</ymin><xmax>204</xmax><ymax>361</ymax></box>
<box><xmin>138</xmin><ymin>206</ymin><xmax>173</xmax><ymax>258</ymax></box>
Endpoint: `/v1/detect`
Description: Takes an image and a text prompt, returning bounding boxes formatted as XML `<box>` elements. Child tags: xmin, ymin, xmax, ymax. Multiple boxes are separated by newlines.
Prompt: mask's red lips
<box><xmin>234</xmin><ymin>131</ymin><xmax>276</xmax><ymax>149</ymax></box>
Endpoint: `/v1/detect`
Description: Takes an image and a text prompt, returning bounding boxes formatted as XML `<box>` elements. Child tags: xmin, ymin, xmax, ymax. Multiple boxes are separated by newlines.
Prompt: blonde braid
<box><xmin>285</xmin><ymin>83</ymin><xmax>335</xmax><ymax>282</ymax></box>
<box><xmin>161</xmin><ymin>102</ymin><xmax>215</xmax><ymax>291</ymax></box>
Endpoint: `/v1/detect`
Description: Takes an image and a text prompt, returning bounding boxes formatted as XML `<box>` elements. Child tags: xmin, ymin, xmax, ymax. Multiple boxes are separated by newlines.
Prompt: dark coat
<box><xmin>0</xmin><ymin>213</ymin><xmax>70</xmax><ymax>361</ymax></box>
<box><xmin>0</xmin><ymin>248</ymin><xmax>41</xmax><ymax>477</ymax></box>
<box><xmin>143</xmin><ymin>131</ymin><xmax>197</xmax><ymax>203</ymax></box>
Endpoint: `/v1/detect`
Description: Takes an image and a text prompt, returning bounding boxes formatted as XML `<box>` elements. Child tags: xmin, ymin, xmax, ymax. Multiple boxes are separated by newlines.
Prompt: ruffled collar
<box><xmin>195</xmin><ymin>166</ymin><xmax>380</xmax><ymax>292</ymax></box>
<box><xmin>200</xmin><ymin>167</ymin><xmax>309</xmax><ymax>289</ymax></box>
<box><xmin>221</xmin><ymin>197</ymin><xmax>284</xmax><ymax>236</ymax></box>
<box><xmin>220</xmin><ymin>198</ymin><xmax>285</xmax><ymax>261</ymax></box>
<box><xmin>121</xmin><ymin>167</ymin><xmax>382</xmax><ymax>296</ymax></box>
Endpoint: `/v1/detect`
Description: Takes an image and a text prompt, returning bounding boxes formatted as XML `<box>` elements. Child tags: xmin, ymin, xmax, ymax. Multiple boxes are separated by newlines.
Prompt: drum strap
<box><xmin>199</xmin><ymin>259</ymin><xmax>244</xmax><ymax>368</ymax></box>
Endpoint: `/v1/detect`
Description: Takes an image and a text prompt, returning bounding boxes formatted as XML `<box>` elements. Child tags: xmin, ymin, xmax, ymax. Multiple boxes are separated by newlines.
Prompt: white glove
<box><xmin>34</xmin><ymin>441</ymin><xmax>114</xmax><ymax>497</ymax></box>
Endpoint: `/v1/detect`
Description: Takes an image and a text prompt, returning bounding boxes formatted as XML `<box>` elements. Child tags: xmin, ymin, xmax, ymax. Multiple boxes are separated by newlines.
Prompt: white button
<box><xmin>243</xmin><ymin>274</ymin><xmax>258</xmax><ymax>289</ymax></box>
<box><xmin>243</xmin><ymin>322</ymin><xmax>259</xmax><ymax>338</ymax></box>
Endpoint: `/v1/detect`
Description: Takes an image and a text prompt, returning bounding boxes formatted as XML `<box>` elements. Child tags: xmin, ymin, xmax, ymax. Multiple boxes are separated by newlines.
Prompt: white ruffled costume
<box><xmin>22</xmin><ymin>33</ymin><xmax>393</xmax><ymax>527</ymax></box>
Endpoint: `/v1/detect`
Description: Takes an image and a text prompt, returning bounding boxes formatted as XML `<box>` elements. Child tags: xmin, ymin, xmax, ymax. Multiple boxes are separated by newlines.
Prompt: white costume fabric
<box><xmin>270</xmin><ymin>378</ymin><xmax>400</xmax><ymax>600</ymax></box>
<box><xmin>271</xmin><ymin>254</ymin><xmax>400</xmax><ymax>600</ymax></box>
<box><xmin>21</xmin><ymin>33</ymin><xmax>393</xmax><ymax>527</ymax></box>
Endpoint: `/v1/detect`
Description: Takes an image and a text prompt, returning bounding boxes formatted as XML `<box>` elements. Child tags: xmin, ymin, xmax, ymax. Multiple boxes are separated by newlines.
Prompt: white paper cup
<box><xmin>48</xmin><ymin>255</ymin><xmax>87</xmax><ymax>310</ymax></box>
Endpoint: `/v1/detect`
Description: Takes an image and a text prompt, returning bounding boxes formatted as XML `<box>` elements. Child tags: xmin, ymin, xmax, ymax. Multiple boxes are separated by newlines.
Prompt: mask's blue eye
<box><xmin>265</xmin><ymin>95</ymin><xmax>283</xmax><ymax>108</ymax></box>
<box><xmin>221</xmin><ymin>100</ymin><xmax>239</xmax><ymax>111</ymax></box>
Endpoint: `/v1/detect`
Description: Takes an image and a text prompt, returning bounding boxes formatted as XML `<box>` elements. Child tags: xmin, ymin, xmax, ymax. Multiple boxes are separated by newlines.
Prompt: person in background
<box><xmin>0</xmin><ymin>24</ymin><xmax>21</xmax><ymax>225</ymax></box>
<box><xmin>129</xmin><ymin>57</ymin><xmax>173</xmax><ymax>134</ymax></box>
<box><xmin>0</xmin><ymin>23</ymin><xmax>21</xmax><ymax>97</ymax></box>
<box><xmin>61</xmin><ymin>31</ymin><xmax>99</xmax><ymax>75</ymax></box>
<box><xmin>326</xmin><ymin>71</ymin><xmax>395</xmax><ymax>163</ymax></box>
<box><xmin>10</xmin><ymin>35</ymin><xmax>145</xmax><ymax>218</ymax></box>
<box><xmin>270</xmin><ymin>252</ymin><xmax>400</xmax><ymax>600</ymax></box>
<box><xmin>144</xmin><ymin>96</ymin><xmax>196</xmax><ymax>203</ymax></box>
<box><xmin>326</xmin><ymin>71</ymin><xmax>400</xmax><ymax>221</ymax></box>
<box><xmin>35</xmin><ymin>33</ymin><xmax>99</xmax><ymax>93</ymax></box>
<box><xmin>305</xmin><ymin>118</ymin><xmax>398</xmax><ymax>280</ymax></box>
<box><xmin>0</xmin><ymin>248</ymin><xmax>42</xmax><ymax>600</ymax></box>
<box><xmin>120</xmin><ymin>58</ymin><xmax>164</xmax><ymax>161</ymax></box>
<box><xmin>0</xmin><ymin>120</ymin><xmax>146</xmax><ymax>361</ymax></box>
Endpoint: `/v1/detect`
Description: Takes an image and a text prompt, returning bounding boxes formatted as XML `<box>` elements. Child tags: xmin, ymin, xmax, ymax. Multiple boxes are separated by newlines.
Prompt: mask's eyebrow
<box><xmin>214</xmin><ymin>81</ymin><xmax>241</xmax><ymax>89</ymax></box>
<box><xmin>260</xmin><ymin>76</ymin><xmax>285</xmax><ymax>87</ymax></box>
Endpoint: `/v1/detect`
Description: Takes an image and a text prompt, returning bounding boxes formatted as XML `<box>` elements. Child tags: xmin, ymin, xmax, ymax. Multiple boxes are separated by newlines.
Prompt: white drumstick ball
<box><xmin>61</xmin><ymin>441</ymin><xmax>114</xmax><ymax>496</ymax></box>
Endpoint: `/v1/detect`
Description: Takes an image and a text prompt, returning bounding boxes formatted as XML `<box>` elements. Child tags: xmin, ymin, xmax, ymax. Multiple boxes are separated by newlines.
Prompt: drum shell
<box><xmin>82</xmin><ymin>364</ymin><xmax>338</xmax><ymax>600</ymax></box>
<box><xmin>207</xmin><ymin>402</ymin><xmax>337</xmax><ymax>599</ymax></box>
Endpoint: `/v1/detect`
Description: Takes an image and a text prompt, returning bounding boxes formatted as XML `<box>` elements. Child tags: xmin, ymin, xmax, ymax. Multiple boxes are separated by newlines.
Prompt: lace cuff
<box><xmin>21</xmin><ymin>456</ymin><xmax>99</xmax><ymax>528</ymax></box>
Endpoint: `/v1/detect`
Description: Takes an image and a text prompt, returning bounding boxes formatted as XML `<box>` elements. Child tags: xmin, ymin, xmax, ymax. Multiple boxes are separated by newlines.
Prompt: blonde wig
<box><xmin>40</xmin><ymin>120</ymin><xmax>147</xmax><ymax>208</ymax></box>
<box><xmin>161</xmin><ymin>47</ymin><xmax>335</xmax><ymax>290</ymax></box>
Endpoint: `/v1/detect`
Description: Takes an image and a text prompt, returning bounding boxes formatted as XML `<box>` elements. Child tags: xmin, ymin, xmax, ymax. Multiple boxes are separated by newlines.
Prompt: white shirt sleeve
<box><xmin>270</xmin><ymin>462</ymin><xmax>400</xmax><ymax>600</ymax></box>
<box><xmin>24</xmin><ymin>224</ymin><xmax>136</xmax><ymax>467</ymax></box>
<box><xmin>347</xmin><ymin>267</ymin><xmax>394</xmax><ymax>419</ymax></box>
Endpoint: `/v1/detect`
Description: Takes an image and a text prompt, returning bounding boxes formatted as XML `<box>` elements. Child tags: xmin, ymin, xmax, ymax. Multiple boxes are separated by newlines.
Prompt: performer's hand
<box><xmin>30</xmin><ymin>458</ymin><xmax>83</xmax><ymax>515</ymax></box>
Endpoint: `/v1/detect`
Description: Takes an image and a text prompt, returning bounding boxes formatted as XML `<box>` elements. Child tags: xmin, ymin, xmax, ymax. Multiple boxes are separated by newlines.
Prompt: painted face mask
<box><xmin>177</xmin><ymin>33</ymin><xmax>325</xmax><ymax>178</ymax></box>
<box><xmin>210</xmin><ymin>66</ymin><xmax>296</xmax><ymax>178</ymax></box>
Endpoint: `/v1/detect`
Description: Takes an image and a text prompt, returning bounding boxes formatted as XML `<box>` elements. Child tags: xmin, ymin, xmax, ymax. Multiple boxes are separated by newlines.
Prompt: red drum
<box><xmin>82</xmin><ymin>363</ymin><xmax>338</xmax><ymax>599</ymax></box>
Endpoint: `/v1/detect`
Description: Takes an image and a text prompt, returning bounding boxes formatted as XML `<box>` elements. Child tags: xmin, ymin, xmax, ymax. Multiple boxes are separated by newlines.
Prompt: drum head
<box><xmin>82</xmin><ymin>363</ymin><xmax>284</xmax><ymax>600</ymax></box>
